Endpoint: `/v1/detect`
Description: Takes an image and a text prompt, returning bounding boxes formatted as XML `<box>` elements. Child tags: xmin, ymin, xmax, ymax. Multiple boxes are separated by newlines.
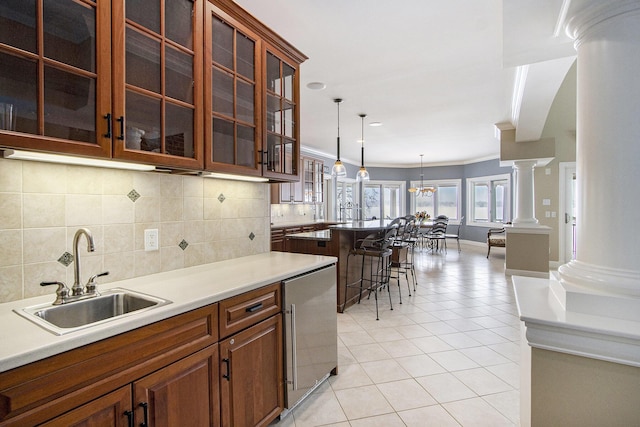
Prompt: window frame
<box><xmin>466</xmin><ymin>173</ymin><xmax>512</xmax><ymax>228</ymax></box>
<box><xmin>362</xmin><ymin>180</ymin><xmax>406</xmax><ymax>220</ymax></box>
<box><xmin>409</xmin><ymin>179</ymin><xmax>461</xmax><ymax>222</ymax></box>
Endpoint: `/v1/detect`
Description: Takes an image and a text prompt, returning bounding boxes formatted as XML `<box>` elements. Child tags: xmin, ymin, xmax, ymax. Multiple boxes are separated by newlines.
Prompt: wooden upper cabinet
<box><xmin>0</xmin><ymin>0</ymin><xmax>112</xmax><ymax>157</ymax></box>
<box><xmin>204</xmin><ymin>2</ymin><xmax>261</xmax><ymax>176</ymax></box>
<box><xmin>112</xmin><ymin>0</ymin><xmax>204</xmax><ymax>170</ymax></box>
<box><xmin>262</xmin><ymin>48</ymin><xmax>300</xmax><ymax>181</ymax></box>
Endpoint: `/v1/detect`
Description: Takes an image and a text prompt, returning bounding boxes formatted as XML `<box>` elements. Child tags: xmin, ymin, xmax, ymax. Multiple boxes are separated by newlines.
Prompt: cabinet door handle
<box><xmin>124</xmin><ymin>410</ymin><xmax>134</xmax><ymax>427</ymax></box>
<box><xmin>139</xmin><ymin>402</ymin><xmax>149</xmax><ymax>427</ymax></box>
<box><xmin>104</xmin><ymin>114</ymin><xmax>112</xmax><ymax>138</ymax></box>
<box><xmin>116</xmin><ymin>116</ymin><xmax>125</xmax><ymax>140</ymax></box>
<box><xmin>222</xmin><ymin>358</ymin><xmax>230</xmax><ymax>381</ymax></box>
<box><xmin>245</xmin><ymin>302</ymin><xmax>263</xmax><ymax>313</ymax></box>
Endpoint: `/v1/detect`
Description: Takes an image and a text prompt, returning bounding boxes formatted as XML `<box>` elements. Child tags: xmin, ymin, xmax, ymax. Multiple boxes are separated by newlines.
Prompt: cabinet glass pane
<box><xmin>283</xmin><ymin>100</ymin><xmax>294</xmax><ymax>138</ymax></box>
<box><xmin>165</xmin><ymin>103</ymin><xmax>193</xmax><ymax>157</ymax></box>
<box><xmin>166</xmin><ymin>0</ymin><xmax>193</xmax><ymax>49</ymax></box>
<box><xmin>211</xmin><ymin>17</ymin><xmax>233</xmax><ymax>70</ymax></box>
<box><xmin>212</xmin><ymin>68</ymin><xmax>233</xmax><ymax>117</ymax></box>
<box><xmin>284</xmin><ymin>142</ymin><xmax>294</xmax><ymax>174</ymax></box>
<box><xmin>0</xmin><ymin>0</ymin><xmax>36</xmax><ymax>53</ymax></box>
<box><xmin>237</xmin><ymin>125</ymin><xmax>254</xmax><ymax>167</ymax></box>
<box><xmin>165</xmin><ymin>46</ymin><xmax>193</xmax><ymax>103</ymax></box>
<box><xmin>0</xmin><ymin>52</ymin><xmax>37</xmax><ymax>133</ymax></box>
<box><xmin>236</xmin><ymin>33</ymin><xmax>254</xmax><ymax>79</ymax></box>
<box><xmin>44</xmin><ymin>66</ymin><xmax>96</xmax><ymax>143</ymax></box>
<box><xmin>126</xmin><ymin>28</ymin><xmax>161</xmax><ymax>93</ymax></box>
<box><xmin>125</xmin><ymin>91</ymin><xmax>161</xmax><ymax>152</ymax></box>
<box><xmin>266</xmin><ymin>94</ymin><xmax>280</xmax><ymax>133</ymax></box>
<box><xmin>126</xmin><ymin>0</ymin><xmax>160</xmax><ymax>34</ymax></box>
<box><xmin>266</xmin><ymin>53</ymin><xmax>281</xmax><ymax>95</ymax></box>
<box><xmin>44</xmin><ymin>0</ymin><xmax>95</xmax><ymax>73</ymax></box>
<box><xmin>236</xmin><ymin>80</ymin><xmax>254</xmax><ymax>124</ymax></box>
<box><xmin>282</xmin><ymin>63</ymin><xmax>294</xmax><ymax>101</ymax></box>
<box><xmin>266</xmin><ymin>134</ymin><xmax>281</xmax><ymax>172</ymax></box>
<box><xmin>212</xmin><ymin>117</ymin><xmax>233</xmax><ymax>164</ymax></box>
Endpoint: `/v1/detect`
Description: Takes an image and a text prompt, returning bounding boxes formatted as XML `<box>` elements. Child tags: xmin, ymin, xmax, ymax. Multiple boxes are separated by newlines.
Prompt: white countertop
<box><xmin>0</xmin><ymin>252</ymin><xmax>336</xmax><ymax>372</ymax></box>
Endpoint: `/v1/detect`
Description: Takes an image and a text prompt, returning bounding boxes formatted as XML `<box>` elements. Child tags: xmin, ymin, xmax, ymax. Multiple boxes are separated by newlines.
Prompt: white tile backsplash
<box><xmin>0</xmin><ymin>157</ymin><xmax>270</xmax><ymax>303</ymax></box>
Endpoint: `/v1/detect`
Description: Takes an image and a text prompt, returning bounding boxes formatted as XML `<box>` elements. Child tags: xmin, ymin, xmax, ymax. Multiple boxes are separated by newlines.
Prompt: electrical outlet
<box><xmin>144</xmin><ymin>229</ymin><xmax>159</xmax><ymax>251</ymax></box>
<box><xmin>545</xmin><ymin>211</ymin><xmax>551</xmax><ymax>218</ymax></box>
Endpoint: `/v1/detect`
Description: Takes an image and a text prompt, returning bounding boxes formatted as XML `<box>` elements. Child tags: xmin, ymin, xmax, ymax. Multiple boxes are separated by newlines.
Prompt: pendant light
<box><xmin>355</xmin><ymin>113</ymin><xmax>370</xmax><ymax>182</ymax></box>
<box><xmin>408</xmin><ymin>154</ymin><xmax>436</xmax><ymax>196</ymax></box>
<box><xmin>331</xmin><ymin>98</ymin><xmax>347</xmax><ymax>177</ymax></box>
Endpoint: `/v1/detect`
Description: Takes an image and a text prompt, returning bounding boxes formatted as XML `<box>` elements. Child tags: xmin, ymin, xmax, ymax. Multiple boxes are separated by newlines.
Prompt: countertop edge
<box><xmin>0</xmin><ymin>252</ymin><xmax>337</xmax><ymax>373</ymax></box>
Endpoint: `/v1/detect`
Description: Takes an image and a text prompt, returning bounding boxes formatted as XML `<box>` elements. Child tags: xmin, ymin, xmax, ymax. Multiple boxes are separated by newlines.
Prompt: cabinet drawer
<box><xmin>219</xmin><ymin>282</ymin><xmax>282</xmax><ymax>339</ymax></box>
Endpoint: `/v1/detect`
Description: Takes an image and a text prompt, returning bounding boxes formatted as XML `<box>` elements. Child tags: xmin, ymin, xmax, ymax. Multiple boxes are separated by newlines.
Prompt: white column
<box><xmin>558</xmin><ymin>0</ymin><xmax>640</xmax><ymax>297</ymax></box>
<box><xmin>512</xmin><ymin>160</ymin><xmax>538</xmax><ymax>225</ymax></box>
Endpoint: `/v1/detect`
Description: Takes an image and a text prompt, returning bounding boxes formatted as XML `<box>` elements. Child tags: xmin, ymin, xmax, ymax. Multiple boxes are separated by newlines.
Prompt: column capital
<box><xmin>566</xmin><ymin>0</ymin><xmax>640</xmax><ymax>43</ymax></box>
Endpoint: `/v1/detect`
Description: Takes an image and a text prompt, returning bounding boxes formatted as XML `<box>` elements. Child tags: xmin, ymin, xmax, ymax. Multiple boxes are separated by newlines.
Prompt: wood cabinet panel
<box><xmin>219</xmin><ymin>314</ymin><xmax>283</xmax><ymax>427</ymax></box>
<box><xmin>219</xmin><ymin>282</ymin><xmax>281</xmax><ymax>339</ymax></box>
<box><xmin>134</xmin><ymin>345</ymin><xmax>220</xmax><ymax>427</ymax></box>
<box><xmin>0</xmin><ymin>304</ymin><xmax>218</xmax><ymax>426</ymax></box>
<box><xmin>38</xmin><ymin>386</ymin><xmax>132</xmax><ymax>427</ymax></box>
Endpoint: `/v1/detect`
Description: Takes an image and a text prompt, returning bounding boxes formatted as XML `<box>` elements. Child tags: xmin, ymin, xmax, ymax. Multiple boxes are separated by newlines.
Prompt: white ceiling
<box><xmin>233</xmin><ymin>0</ymin><xmax>575</xmax><ymax>168</ymax></box>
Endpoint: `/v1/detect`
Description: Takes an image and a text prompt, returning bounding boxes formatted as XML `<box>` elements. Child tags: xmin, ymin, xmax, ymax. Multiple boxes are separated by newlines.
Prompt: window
<box><xmin>363</xmin><ymin>181</ymin><xmax>404</xmax><ymax>220</ymax></box>
<box><xmin>410</xmin><ymin>179</ymin><xmax>461</xmax><ymax>220</ymax></box>
<box><xmin>466</xmin><ymin>174</ymin><xmax>511</xmax><ymax>227</ymax></box>
<box><xmin>336</xmin><ymin>180</ymin><xmax>355</xmax><ymax>221</ymax></box>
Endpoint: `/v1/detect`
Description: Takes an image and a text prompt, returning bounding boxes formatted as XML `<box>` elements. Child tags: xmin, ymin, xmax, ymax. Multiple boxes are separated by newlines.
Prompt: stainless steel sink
<box><xmin>15</xmin><ymin>288</ymin><xmax>172</xmax><ymax>335</ymax></box>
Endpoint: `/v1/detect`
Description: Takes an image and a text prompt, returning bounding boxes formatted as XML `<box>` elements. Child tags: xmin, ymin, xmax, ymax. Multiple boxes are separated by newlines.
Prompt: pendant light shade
<box><xmin>331</xmin><ymin>98</ymin><xmax>347</xmax><ymax>177</ymax></box>
<box><xmin>408</xmin><ymin>154</ymin><xmax>436</xmax><ymax>196</ymax></box>
<box><xmin>355</xmin><ymin>114</ymin><xmax>370</xmax><ymax>182</ymax></box>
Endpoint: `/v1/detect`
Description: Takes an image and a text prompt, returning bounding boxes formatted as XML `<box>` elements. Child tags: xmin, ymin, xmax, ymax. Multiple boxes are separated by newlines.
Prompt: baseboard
<box><xmin>505</xmin><ymin>268</ymin><xmax>550</xmax><ymax>278</ymax></box>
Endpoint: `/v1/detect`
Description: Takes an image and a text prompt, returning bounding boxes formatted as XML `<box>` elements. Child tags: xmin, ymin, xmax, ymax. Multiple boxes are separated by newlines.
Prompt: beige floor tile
<box><xmin>486</xmin><ymin>362</ymin><xmax>520</xmax><ymax>388</ymax></box>
<box><xmin>443</xmin><ymin>397</ymin><xmax>514</xmax><ymax>426</ymax></box>
<box><xmin>453</xmin><ymin>368</ymin><xmax>512</xmax><ymax>396</ymax></box>
<box><xmin>459</xmin><ymin>346</ymin><xmax>511</xmax><ymax>367</ymax></box>
<box><xmin>483</xmin><ymin>390</ymin><xmax>521</xmax><ymax>425</ymax></box>
<box><xmin>334</xmin><ymin>385</ymin><xmax>394</xmax><ymax>420</ymax></box>
<box><xmin>290</xmin><ymin>389</ymin><xmax>348</xmax><ymax>427</ymax></box>
<box><xmin>398</xmin><ymin>405</ymin><xmax>461</xmax><ymax>427</ymax></box>
<box><xmin>360</xmin><ymin>359</ymin><xmax>411</xmax><ymax>384</ymax></box>
<box><xmin>376</xmin><ymin>378</ymin><xmax>438</xmax><ymax>411</ymax></box>
<box><xmin>349</xmin><ymin>412</ymin><xmax>406</xmax><ymax>427</ymax></box>
<box><xmin>430</xmin><ymin>350</ymin><xmax>479</xmax><ymax>372</ymax></box>
<box><xmin>378</xmin><ymin>339</ymin><xmax>424</xmax><ymax>358</ymax></box>
<box><xmin>329</xmin><ymin>363</ymin><xmax>373</xmax><ymax>391</ymax></box>
<box><xmin>410</xmin><ymin>335</ymin><xmax>454</xmax><ymax>354</ymax></box>
<box><xmin>349</xmin><ymin>342</ymin><xmax>392</xmax><ymax>363</ymax></box>
<box><xmin>396</xmin><ymin>354</ymin><xmax>447</xmax><ymax>377</ymax></box>
<box><xmin>415</xmin><ymin>373</ymin><xmax>476</xmax><ymax>403</ymax></box>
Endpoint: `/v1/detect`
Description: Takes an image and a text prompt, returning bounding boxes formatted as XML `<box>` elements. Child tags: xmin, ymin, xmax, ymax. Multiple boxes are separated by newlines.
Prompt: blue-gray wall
<box><xmin>301</xmin><ymin>149</ymin><xmax>513</xmax><ymax>243</ymax></box>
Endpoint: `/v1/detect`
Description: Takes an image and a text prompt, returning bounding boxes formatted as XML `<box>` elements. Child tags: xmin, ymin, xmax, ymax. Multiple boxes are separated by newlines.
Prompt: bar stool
<box><xmin>343</xmin><ymin>225</ymin><xmax>397</xmax><ymax>320</ymax></box>
<box><xmin>391</xmin><ymin>217</ymin><xmax>420</xmax><ymax>302</ymax></box>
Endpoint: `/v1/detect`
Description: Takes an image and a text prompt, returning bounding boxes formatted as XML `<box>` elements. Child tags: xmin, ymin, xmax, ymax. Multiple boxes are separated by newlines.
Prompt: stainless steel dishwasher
<box><xmin>283</xmin><ymin>264</ymin><xmax>338</xmax><ymax>411</ymax></box>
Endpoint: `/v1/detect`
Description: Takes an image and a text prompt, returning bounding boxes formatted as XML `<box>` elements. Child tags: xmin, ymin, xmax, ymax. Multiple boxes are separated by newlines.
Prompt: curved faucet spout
<box><xmin>72</xmin><ymin>228</ymin><xmax>95</xmax><ymax>296</ymax></box>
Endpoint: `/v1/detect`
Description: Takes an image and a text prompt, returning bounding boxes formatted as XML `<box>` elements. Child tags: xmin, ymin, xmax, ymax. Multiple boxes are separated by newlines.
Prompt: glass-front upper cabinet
<box><xmin>112</xmin><ymin>0</ymin><xmax>203</xmax><ymax>169</ymax></box>
<box><xmin>264</xmin><ymin>49</ymin><xmax>299</xmax><ymax>180</ymax></box>
<box><xmin>204</xmin><ymin>2</ymin><xmax>260</xmax><ymax>175</ymax></box>
<box><xmin>0</xmin><ymin>0</ymin><xmax>111</xmax><ymax>157</ymax></box>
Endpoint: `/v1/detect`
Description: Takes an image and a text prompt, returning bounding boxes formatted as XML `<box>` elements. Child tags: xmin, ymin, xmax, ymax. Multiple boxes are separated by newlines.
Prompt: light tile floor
<box><xmin>273</xmin><ymin>244</ymin><xmax>520</xmax><ymax>426</ymax></box>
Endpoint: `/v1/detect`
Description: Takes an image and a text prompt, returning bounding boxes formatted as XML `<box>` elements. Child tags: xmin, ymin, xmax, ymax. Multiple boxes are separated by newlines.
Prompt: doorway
<box><xmin>559</xmin><ymin>162</ymin><xmax>577</xmax><ymax>263</ymax></box>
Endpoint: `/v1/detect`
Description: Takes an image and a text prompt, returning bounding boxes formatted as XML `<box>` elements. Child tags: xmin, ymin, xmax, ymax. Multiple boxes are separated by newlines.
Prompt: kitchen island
<box><xmin>286</xmin><ymin>220</ymin><xmax>395</xmax><ymax>312</ymax></box>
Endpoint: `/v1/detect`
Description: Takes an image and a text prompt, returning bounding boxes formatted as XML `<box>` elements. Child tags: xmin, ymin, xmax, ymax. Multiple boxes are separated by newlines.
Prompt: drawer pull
<box><xmin>222</xmin><ymin>358</ymin><xmax>230</xmax><ymax>381</ymax></box>
<box><xmin>124</xmin><ymin>410</ymin><xmax>134</xmax><ymax>427</ymax></box>
<box><xmin>246</xmin><ymin>302</ymin><xmax>263</xmax><ymax>313</ymax></box>
<box><xmin>139</xmin><ymin>402</ymin><xmax>149</xmax><ymax>427</ymax></box>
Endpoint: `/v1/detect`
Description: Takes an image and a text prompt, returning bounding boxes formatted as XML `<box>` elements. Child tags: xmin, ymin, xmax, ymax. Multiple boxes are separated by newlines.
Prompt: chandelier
<box><xmin>408</xmin><ymin>154</ymin><xmax>436</xmax><ymax>196</ymax></box>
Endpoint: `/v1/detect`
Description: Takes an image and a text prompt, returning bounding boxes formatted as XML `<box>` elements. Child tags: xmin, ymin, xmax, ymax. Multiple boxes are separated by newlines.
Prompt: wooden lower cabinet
<box><xmin>133</xmin><ymin>345</ymin><xmax>220</xmax><ymax>427</ymax></box>
<box><xmin>220</xmin><ymin>314</ymin><xmax>283</xmax><ymax>427</ymax></box>
<box><xmin>39</xmin><ymin>386</ymin><xmax>132</xmax><ymax>427</ymax></box>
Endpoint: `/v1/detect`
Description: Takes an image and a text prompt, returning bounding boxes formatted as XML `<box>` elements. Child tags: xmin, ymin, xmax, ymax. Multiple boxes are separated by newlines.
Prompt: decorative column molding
<box><xmin>512</xmin><ymin>160</ymin><xmax>538</xmax><ymax>225</ymax></box>
<box><xmin>558</xmin><ymin>0</ymin><xmax>640</xmax><ymax>299</ymax></box>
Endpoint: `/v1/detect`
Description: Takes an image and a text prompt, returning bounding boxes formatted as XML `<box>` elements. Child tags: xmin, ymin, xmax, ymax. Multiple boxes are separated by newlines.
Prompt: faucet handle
<box><xmin>85</xmin><ymin>271</ymin><xmax>109</xmax><ymax>295</ymax></box>
<box><xmin>41</xmin><ymin>281</ymin><xmax>70</xmax><ymax>305</ymax></box>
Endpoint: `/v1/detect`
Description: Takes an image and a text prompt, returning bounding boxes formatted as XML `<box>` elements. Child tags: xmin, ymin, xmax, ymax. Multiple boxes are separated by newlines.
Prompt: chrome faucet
<box><xmin>72</xmin><ymin>228</ymin><xmax>95</xmax><ymax>296</ymax></box>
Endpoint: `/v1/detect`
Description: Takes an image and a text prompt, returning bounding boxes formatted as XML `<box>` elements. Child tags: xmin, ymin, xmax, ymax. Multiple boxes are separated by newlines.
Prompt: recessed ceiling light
<box><xmin>306</xmin><ymin>81</ymin><xmax>326</xmax><ymax>90</ymax></box>
<box><xmin>369</xmin><ymin>121</ymin><xmax>383</xmax><ymax>127</ymax></box>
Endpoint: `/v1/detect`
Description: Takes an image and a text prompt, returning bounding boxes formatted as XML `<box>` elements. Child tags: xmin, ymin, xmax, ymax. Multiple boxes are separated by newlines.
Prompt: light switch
<box><xmin>545</xmin><ymin>168</ymin><xmax>551</xmax><ymax>175</ymax></box>
<box><xmin>543</xmin><ymin>199</ymin><xmax>551</xmax><ymax>206</ymax></box>
<box><xmin>551</xmin><ymin>211</ymin><xmax>557</xmax><ymax>218</ymax></box>
<box><xmin>545</xmin><ymin>211</ymin><xmax>551</xmax><ymax>218</ymax></box>
<box><xmin>144</xmin><ymin>229</ymin><xmax>159</xmax><ymax>251</ymax></box>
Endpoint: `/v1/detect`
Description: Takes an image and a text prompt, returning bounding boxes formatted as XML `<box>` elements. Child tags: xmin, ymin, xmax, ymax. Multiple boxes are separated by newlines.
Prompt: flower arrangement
<box><xmin>415</xmin><ymin>211</ymin><xmax>430</xmax><ymax>220</ymax></box>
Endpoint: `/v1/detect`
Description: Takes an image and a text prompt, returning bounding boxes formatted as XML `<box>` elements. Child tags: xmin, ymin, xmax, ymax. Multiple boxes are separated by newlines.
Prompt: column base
<box><xmin>558</xmin><ymin>259</ymin><xmax>640</xmax><ymax>299</ymax></box>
